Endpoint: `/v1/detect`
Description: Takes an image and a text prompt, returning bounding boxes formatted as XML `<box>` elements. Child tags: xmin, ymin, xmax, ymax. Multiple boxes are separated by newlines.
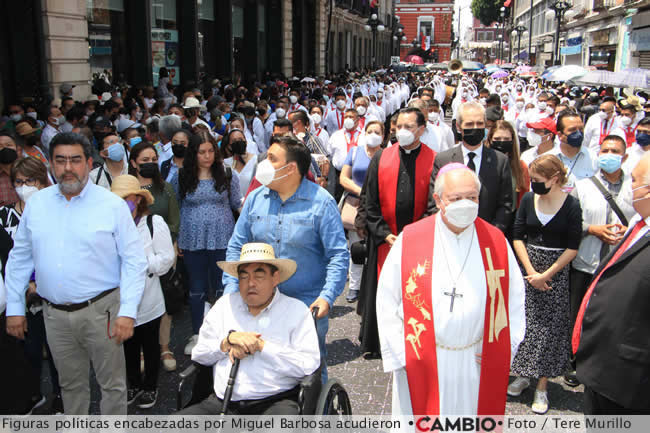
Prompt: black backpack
<box><xmin>145</xmin><ymin>215</ymin><xmax>184</xmax><ymax>315</ymax></box>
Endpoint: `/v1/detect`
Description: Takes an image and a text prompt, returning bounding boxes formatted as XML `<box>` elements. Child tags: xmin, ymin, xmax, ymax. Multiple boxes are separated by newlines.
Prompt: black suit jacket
<box><xmin>576</xmin><ymin>220</ymin><xmax>650</xmax><ymax>410</ymax></box>
<box><xmin>426</xmin><ymin>144</ymin><xmax>513</xmax><ymax>232</ymax></box>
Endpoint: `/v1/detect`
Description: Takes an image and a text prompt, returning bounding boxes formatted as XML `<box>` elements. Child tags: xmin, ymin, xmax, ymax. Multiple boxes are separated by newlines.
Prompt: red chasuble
<box><xmin>400</xmin><ymin>216</ymin><xmax>511</xmax><ymax>415</ymax></box>
<box><xmin>376</xmin><ymin>144</ymin><xmax>435</xmax><ymax>279</ymax></box>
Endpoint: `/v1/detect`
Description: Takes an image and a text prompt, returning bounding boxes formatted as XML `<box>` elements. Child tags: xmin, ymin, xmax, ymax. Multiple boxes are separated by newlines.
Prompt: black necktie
<box><xmin>467</xmin><ymin>152</ymin><xmax>476</xmax><ymax>172</ymax></box>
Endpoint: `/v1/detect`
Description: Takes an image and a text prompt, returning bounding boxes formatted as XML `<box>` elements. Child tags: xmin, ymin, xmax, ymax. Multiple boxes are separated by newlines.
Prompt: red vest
<box><xmin>401</xmin><ymin>216</ymin><xmax>511</xmax><ymax>416</ymax></box>
<box><xmin>376</xmin><ymin>144</ymin><xmax>435</xmax><ymax>278</ymax></box>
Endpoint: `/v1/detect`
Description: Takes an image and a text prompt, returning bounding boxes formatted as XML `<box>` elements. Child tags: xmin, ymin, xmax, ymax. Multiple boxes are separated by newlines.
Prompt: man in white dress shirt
<box><xmin>583</xmin><ymin>97</ymin><xmax>625</xmax><ymax>152</ymax></box>
<box><xmin>180</xmin><ymin>243</ymin><xmax>320</xmax><ymax>415</ymax></box>
<box><xmin>377</xmin><ymin>163</ymin><xmax>525</xmax><ymax>418</ymax></box>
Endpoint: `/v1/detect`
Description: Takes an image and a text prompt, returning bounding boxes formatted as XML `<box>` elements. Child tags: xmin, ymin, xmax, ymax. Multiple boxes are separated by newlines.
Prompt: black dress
<box><xmin>357</xmin><ymin>146</ymin><xmax>422</xmax><ymax>356</ymax></box>
<box><xmin>511</xmin><ymin>192</ymin><xmax>583</xmax><ymax>378</ymax></box>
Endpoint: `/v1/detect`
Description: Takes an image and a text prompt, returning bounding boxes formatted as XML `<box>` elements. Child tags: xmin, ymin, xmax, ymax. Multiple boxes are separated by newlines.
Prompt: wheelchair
<box><xmin>175</xmin><ymin>309</ymin><xmax>352</xmax><ymax>415</ymax></box>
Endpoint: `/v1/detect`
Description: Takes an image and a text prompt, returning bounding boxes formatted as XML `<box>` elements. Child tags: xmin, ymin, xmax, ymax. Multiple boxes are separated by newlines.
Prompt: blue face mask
<box><xmin>129</xmin><ymin>136</ymin><xmax>142</xmax><ymax>148</ymax></box>
<box><xmin>567</xmin><ymin>130</ymin><xmax>584</xmax><ymax>148</ymax></box>
<box><xmin>598</xmin><ymin>153</ymin><xmax>623</xmax><ymax>174</ymax></box>
<box><xmin>636</xmin><ymin>131</ymin><xmax>650</xmax><ymax>147</ymax></box>
<box><xmin>106</xmin><ymin>142</ymin><xmax>125</xmax><ymax>162</ymax></box>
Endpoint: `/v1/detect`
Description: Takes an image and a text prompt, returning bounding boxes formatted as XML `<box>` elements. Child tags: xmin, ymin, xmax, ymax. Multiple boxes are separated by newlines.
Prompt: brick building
<box><xmin>395</xmin><ymin>0</ymin><xmax>453</xmax><ymax>62</ymax></box>
<box><xmin>468</xmin><ymin>17</ymin><xmax>505</xmax><ymax>64</ymax></box>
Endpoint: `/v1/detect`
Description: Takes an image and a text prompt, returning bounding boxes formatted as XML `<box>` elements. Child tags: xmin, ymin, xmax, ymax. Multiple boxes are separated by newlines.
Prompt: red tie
<box><xmin>571</xmin><ymin>220</ymin><xmax>646</xmax><ymax>354</ymax></box>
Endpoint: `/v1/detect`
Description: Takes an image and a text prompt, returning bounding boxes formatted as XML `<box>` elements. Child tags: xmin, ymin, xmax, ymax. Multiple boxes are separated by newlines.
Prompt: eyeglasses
<box><xmin>53</xmin><ymin>155</ymin><xmax>84</xmax><ymax>166</ymax></box>
<box><xmin>13</xmin><ymin>178</ymin><xmax>37</xmax><ymax>187</ymax></box>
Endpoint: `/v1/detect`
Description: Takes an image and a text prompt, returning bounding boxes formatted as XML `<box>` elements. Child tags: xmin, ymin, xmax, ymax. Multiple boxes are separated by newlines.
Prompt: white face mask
<box><xmin>275</xmin><ymin>108</ymin><xmax>286</xmax><ymax>119</ymax></box>
<box><xmin>502</xmin><ymin>96</ymin><xmax>509</xmax><ymax>103</ymax></box>
<box><xmin>10</xmin><ymin>114</ymin><xmax>22</xmax><ymax>123</ymax></box>
<box><xmin>365</xmin><ymin>133</ymin><xmax>383</xmax><ymax>148</ymax></box>
<box><xmin>343</xmin><ymin>118</ymin><xmax>356</xmax><ymax>131</ymax></box>
<box><xmin>254</xmin><ymin>159</ymin><xmax>290</xmax><ymax>186</ymax></box>
<box><xmin>356</xmin><ymin>106</ymin><xmax>367</xmax><ymax>116</ymax></box>
<box><xmin>516</xmin><ymin>101</ymin><xmax>525</xmax><ymax>110</ymax></box>
<box><xmin>546</xmin><ymin>107</ymin><xmax>554</xmax><ymax>115</ymax></box>
<box><xmin>135</xmin><ymin>111</ymin><xmax>143</xmax><ymax>121</ymax></box>
<box><xmin>16</xmin><ymin>185</ymin><xmax>39</xmax><ymax>202</ymax></box>
<box><xmin>527</xmin><ymin>130</ymin><xmax>543</xmax><ymax>147</ymax></box>
<box><xmin>26</xmin><ymin>112</ymin><xmax>37</xmax><ymax>120</ymax></box>
<box><xmin>377</xmin><ymin>92</ymin><xmax>383</xmax><ymax>99</ymax></box>
<box><xmin>336</xmin><ymin>100</ymin><xmax>346</xmax><ymax>110</ymax></box>
<box><xmin>311</xmin><ymin>114</ymin><xmax>322</xmax><ymax>125</ymax></box>
<box><xmin>289</xmin><ymin>95</ymin><xmax>298</xmax><ymax>104</ymax></box>
<box><xmin>538</xmin><ymin>101</ymin><xmax>547</xmax><ymax>110</ymax></box>
<box><xmin>428</xmin><ymin>112</ymin><xmax>440</xmax><ymax>123</ymax></box>
<box><xmin>620</xmin><ymin>116</ymin><xmax>633</xmax><ymax>127</ymax></box>
<box><xmin>443</xmin><ymin>199</ymin><xmax>479</xmax><ymax>229</ymax></box>
<box><xmin>396</xmin><ymin>129</ymin><xmax>416</xmax><ymax>147</ymax></box>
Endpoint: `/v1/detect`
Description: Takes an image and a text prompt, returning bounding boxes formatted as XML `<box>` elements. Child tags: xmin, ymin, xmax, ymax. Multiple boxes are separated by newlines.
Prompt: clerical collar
<box><xmin>400</xmin><ymin>143</ymin><xmax>421</xmax><ymax>155</ymax></box>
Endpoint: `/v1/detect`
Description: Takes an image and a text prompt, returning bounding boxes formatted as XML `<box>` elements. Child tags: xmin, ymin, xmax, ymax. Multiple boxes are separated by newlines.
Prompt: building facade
<box><xmin>467</xmin><ymin>17</ymin><xmax>508</xmax><ymax>63</ymax></box>
<box><xmin>2</xmin><ymin>0</ymin><xmax>400</xmax><ymax>108</ymax></box>
<box><xmin>511</xmin><ymin>0</ymin><xmax>647</xmax><ymax>70</ymax></box>
<box><xmin>395</xmin><ymin>0</ymin><xmax>453</xmax><ymax>62</ymax></box>
<box><xmin>327</xmin><ymin>0</ymin><xmax>395</xmax><ymax>73</ymax></box>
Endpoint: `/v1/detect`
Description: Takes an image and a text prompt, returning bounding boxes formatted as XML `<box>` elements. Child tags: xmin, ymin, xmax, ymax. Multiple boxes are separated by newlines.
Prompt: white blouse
<box><xmin>135</xmin><ymin>215</ymin><xmax>175</xmax><ymax>326</ymax></box>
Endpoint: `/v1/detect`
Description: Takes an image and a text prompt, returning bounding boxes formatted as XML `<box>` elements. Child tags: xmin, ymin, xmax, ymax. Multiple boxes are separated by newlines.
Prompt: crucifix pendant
<box><xmin>444</xmin><ymin>287</ymin><xmax>463</xmax><ymax>312</ymax></box>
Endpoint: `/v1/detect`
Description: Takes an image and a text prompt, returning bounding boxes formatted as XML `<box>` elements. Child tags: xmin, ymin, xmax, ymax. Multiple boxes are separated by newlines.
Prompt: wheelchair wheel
<box><xmin>315</xmin><ymin>378</ymin><xmax>352</xmax><ymax>415</ymax></box>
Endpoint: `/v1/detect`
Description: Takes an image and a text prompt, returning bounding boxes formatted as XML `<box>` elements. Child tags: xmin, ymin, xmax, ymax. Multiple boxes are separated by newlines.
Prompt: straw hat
<box><xmin>110</xmin><ymin>175</ymin><xmax>154</xmax><ymax>205</ymax></box>
<box><xmin>15</xmin><ymin>122</ymin><xmax>37</xmax><ymax>137</ymax></box>
<box><xmin>217</xmin><ymin>243</ymin><xmax>297</xmax><ymax>283</ymax></box>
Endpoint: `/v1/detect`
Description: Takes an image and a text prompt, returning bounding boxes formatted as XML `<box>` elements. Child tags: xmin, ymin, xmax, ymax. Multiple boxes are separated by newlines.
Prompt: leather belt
<box><xmin>45</xmin><ymin>288</ymin><xmax>118</xmax><ymax>312</ymax></box>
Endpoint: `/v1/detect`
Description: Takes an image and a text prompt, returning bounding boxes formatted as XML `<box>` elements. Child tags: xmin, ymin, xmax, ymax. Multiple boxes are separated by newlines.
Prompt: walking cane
<box><xmin>220</xmin><ymin>357</ymin><xmax>241</xmax><ymax>415</ymax></box>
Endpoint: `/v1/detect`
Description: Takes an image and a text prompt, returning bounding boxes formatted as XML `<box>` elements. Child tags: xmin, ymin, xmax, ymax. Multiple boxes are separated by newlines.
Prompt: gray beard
<box><xmin>57</xmin><ymin>173</ymin><xmax>89</xmax><ymax>196</ymax></box>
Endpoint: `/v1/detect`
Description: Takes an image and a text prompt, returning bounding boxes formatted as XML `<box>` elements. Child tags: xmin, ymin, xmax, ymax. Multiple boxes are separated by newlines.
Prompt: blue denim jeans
<box><xmin>183</xmin><ymin>249</ymin><xmax>226</xmax><ymax>334</ymax></box>
<box><xmin>316</xmin><ymin>316</ymin><xmax>329</xmax><ymax>384</ymax></box>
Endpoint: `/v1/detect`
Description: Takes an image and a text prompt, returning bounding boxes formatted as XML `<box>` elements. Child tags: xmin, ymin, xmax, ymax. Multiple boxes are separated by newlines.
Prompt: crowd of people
<box><xmin>0</xmin><ymin>64</ymin><xmax>649</xmax><ymax>417</ymax></box>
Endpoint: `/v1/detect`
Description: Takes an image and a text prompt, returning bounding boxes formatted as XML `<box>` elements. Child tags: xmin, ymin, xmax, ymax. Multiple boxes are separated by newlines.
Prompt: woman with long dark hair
<box><xmin>220</xmin><ymin>128</ymin><xmax>256</xmax><ymax>198</ymax></box>
<box><xmin>129</xmin><ymin>141</ymin><xmax>180</xmax><ymax>371</ymax></box>
<box><xmin>170</xmin><ymin>131</ymin><xmax>242</xmax><ymax>355</ymax></box>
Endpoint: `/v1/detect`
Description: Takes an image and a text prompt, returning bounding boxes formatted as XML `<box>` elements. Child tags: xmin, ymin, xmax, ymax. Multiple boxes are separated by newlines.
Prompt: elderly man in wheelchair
<box><xmin>177</xmin><ymin>243</ymin><xmax>350</xmax><ymax>415</ymax></box>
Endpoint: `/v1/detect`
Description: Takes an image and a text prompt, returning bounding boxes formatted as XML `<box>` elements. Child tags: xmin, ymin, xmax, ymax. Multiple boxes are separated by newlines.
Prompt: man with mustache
<box><xmin>5</xmin><ymin>132</ymin><xmax>148</xmax><ymax>415</ymax></box>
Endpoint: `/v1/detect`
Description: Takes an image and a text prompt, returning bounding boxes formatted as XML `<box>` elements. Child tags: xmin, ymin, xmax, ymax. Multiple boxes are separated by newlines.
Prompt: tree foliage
<box><xmin>471</xmin><ymin>0</ymin><xmax>505</xmax><ymax>27</ymax></box>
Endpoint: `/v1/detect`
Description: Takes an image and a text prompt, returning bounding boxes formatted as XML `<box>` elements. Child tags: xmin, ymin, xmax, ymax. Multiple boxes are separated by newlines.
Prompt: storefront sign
<box><xmin>152</xmin><ymin>29</ymin><xmax>180</xmax><ymax>86</ymax></box>
<box><xmin>561</xmin><ymin>44</ymin><xmax>582</xmax><ymax>55</ymax></box>
<box><xmin>592</xmin><ymin>29</ymin><xmax>609</xmax><ymax>46</ymax></box>
<box><xmin>566</xmin><ymin>36</ymin><xmax>582</xmax><ymax>46</ymax></box>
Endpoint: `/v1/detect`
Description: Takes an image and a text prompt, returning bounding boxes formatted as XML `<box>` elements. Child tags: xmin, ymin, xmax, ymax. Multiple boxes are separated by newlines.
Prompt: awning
<box><xmin>469</xmin><ymin>41</ymin><xmax>495</xmax><ymax>49</ymax></box>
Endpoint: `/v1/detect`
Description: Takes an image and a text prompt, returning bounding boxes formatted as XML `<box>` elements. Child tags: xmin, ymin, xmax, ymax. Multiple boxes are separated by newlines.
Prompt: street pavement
<box><xmin>35</xmin><ymin>287</ymin><xmax>584</xmax><ymax>416</ymax></box>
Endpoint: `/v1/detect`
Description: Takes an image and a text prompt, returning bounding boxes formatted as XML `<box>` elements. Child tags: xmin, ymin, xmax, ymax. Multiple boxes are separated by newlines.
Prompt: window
<box><xmin>87</xmin><ymin>0</ymin><xmax>126</xmax><ymax>82</ymax></box>
<box><xmin>151</xmin><ymin>0</ymin><xmax>179</xmax><ymax>87</ymax></box>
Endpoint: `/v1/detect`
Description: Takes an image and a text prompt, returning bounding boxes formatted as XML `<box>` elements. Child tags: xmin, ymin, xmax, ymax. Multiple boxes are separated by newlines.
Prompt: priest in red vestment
<box><xmin>377</xmin><ymin>163</ymin><xmax>525</xmax><ymax>418</ymax></box>
<box><xmin>356</xmin><ymin>107</ymin><xmax>435</xmax><ymax>358</ymax></box>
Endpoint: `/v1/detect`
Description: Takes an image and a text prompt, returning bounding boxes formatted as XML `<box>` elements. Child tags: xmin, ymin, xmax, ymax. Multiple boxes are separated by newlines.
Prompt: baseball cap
<box><xmin>526</xmin><ymin>117</ymin><xmax>557</xmax><ymax>135</ymax></box>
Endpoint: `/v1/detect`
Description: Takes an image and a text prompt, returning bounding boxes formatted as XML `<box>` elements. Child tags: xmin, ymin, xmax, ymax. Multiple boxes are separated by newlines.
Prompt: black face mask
<box><xmin>491</xmin><ymin>140</ymin><xmax>513</xmax><ymax>154</ymax></box>
<box><xmin>138</xmin><ymin>162</ymin><xmax>159</xmax><ymax>179</ymax></box>
<box><xmin>242</xmin><ymin>107</ymin><xmax>256</xmax><ymax>117</ymax></box>
<box><xmin>230</xmin><ymin>140</ymin><xmax>247</xmax><ymax>155</ymax></box>
<box><xmin>0</xmin><ymin>147</ymin><xmax>18</xmax><ymax>164</ymax></box>
<box><xmin>172</xmin><ymin>144</ymin><xmax>186</xmax><ymax>158</ymax></box>
<box><xmin>531</xmin><ymin>181</ymin><xmax>551</xmax><ymax>195</ymax></box>
<box><xmin>389</xmin><ymin>133</ymin><xmax>398</xmax><ymax>145</ymax></box>
<box><xmin>462</xmin><ymin>128</ymin><xmax>485</xmax><ymax>147</ymax></box>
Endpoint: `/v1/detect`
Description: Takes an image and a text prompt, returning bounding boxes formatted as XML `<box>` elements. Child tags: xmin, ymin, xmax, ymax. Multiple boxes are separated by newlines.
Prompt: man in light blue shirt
<box><xmin>224</xmin><ymin>135</ymin><xmax>349</xmax><ymax>383</ymax></box>
<box><xmin>5</xmin><ymin>132</ymin><xmax>148</xmax><ymax>415</ymax></box>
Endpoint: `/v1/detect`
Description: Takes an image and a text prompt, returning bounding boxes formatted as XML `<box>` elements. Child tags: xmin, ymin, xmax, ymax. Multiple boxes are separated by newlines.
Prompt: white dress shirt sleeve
<box><xmin>114</xmin><ymin>202</ymin><xmax>148</xmax><ymax>319</ymax></box>
<box><xmin>5</xmin><ymin>202</ymin><xmax>35</xmax><ymax>316</ymax></box>
<box><xmin>192</xmin><ymin>298</ymin><xmax>229</xmax><ymax>366</ymax></box>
